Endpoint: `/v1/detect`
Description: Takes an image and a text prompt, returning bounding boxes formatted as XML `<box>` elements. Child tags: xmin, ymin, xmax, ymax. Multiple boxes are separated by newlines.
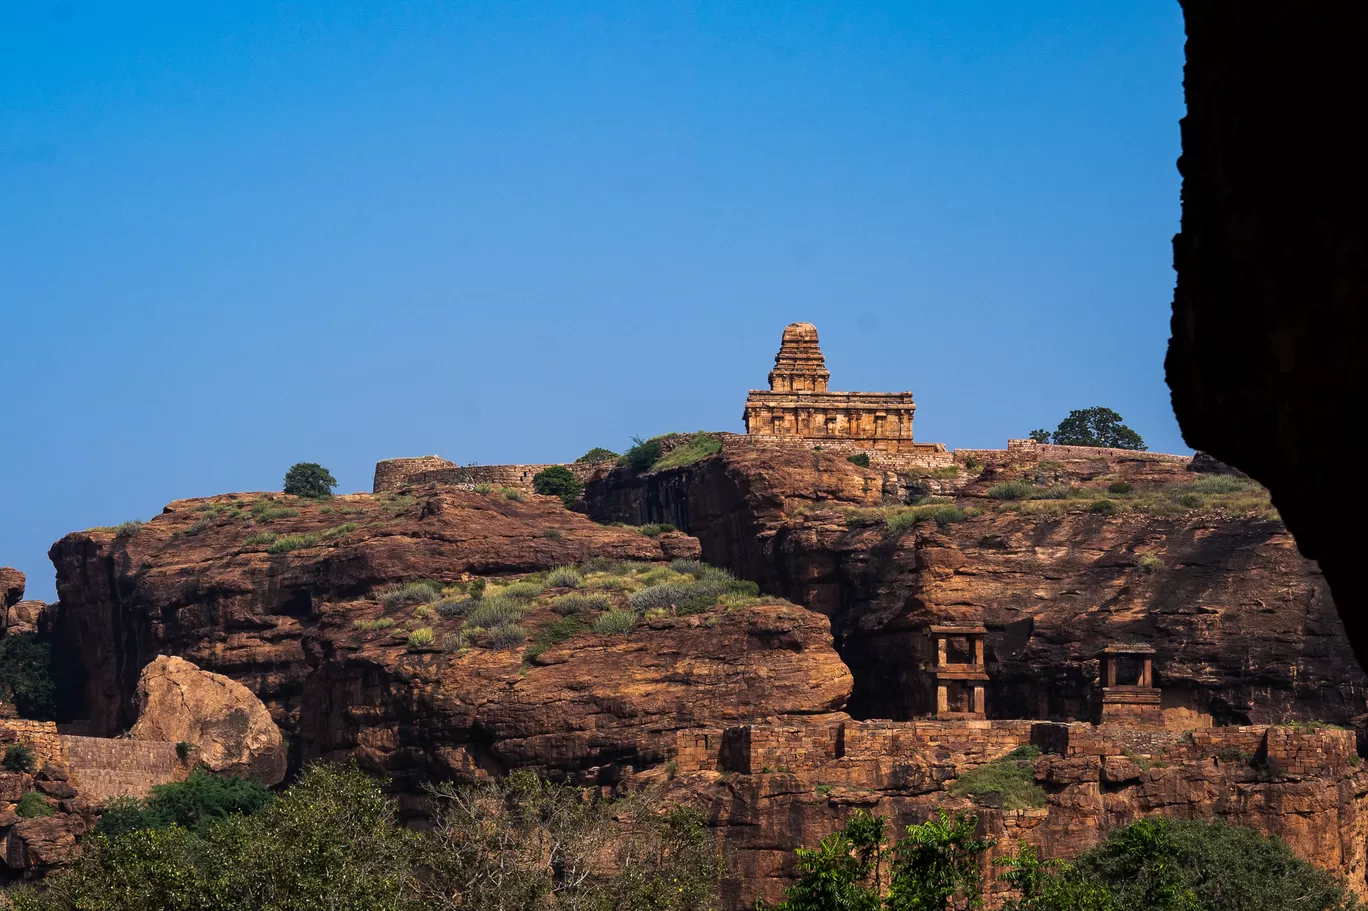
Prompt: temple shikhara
<box><xmin>742</xmin><ymin>322</ymin><xmax>921</xmax><ymax>452</ymax></box>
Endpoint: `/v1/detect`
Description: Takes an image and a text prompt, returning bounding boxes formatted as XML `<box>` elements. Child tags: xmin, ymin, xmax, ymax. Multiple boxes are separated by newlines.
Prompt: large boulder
<box><xmin>1</xmin><ymin>568</ymin><xmax>24</xmax><ymax>636</ymax></box>
<box><xmin>129</xmin><ymin>655</ymin><xmax>286</xmax><ymax>785</ymax></box>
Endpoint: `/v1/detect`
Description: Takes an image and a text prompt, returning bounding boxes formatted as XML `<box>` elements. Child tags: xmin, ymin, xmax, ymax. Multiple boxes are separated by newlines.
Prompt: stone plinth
<box><xmin>1098</xmin><ymin>644</ymin><xmax>1162</xmax><ymax>726</ymax></box>
<box><xmin>743</xmin><ymin>322</ymin><xmax>922</xmax><ymax>452</ymax></box>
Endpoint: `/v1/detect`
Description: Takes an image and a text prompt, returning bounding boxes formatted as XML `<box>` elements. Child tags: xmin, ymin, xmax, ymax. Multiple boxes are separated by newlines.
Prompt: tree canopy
<box><xmin>283</xmin><ymin>462</ymin><xmax>337</xmax><ymax>498</ymax></box>
<box><xmin>1030</xmin><ymin>407</ymin><xmax>1146</xmax><ymax>451</ymax></box>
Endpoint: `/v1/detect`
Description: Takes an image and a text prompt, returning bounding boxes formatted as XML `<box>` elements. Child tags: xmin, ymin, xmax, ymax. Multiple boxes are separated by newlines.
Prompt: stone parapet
<box><xmin>58</xmin><ymin>735</ymin><xmax>181</xmax><ymax>804</ymax></box>
<box><xmin>375</xmin><ymin>458</ymin><xmax>603</xmax><ymax>495</ymax></box>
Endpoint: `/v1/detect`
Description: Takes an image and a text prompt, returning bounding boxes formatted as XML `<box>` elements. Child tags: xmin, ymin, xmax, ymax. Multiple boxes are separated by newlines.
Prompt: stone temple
<box><xmin>742</xmin><ymin>322</ymin><xmax>920</xmax><ymax>452</ymax></box>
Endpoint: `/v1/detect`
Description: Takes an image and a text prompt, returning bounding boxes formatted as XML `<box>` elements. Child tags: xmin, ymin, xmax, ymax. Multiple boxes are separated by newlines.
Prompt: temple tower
<box><xmin>768</xmin><ymin>322</ymin><xmax>830</xmax><ymax>392</ymax></box>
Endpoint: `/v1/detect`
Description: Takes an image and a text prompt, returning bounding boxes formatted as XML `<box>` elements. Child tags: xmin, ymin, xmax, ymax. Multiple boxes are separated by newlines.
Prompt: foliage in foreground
<box><xmin>13</xmin><ymin>764</ymin><xmax>722</xmax><ymax>911</ymax></box>
<box><xmin>95</xmin><ymin>768</ymin><xmax>273</xmax><ymax>837</ymax></box>
<box><xmin>532</xmin><ymin>465</ymin><xmax>584</xmax><ymax>508</ymax></box>
<box><xmin>282</xmin><ymin>461</ymin><xmax>337</xmax><ymax>499</ymax></box>
<box><xmin>0</xmin><ymin>633</ymin><xmax>57</xmax><ymax>720</ymax></box>
<box><xmin>770</xmin><ymin>811</ymin><xmax>1358</xmax><ymax>911</ymax></box>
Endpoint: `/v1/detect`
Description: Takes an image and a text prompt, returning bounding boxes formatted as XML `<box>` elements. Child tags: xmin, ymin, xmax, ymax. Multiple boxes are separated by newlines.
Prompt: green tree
<box><xmin>1047</xmin><ymin>408</ymin><xmax>1146</xmax><ymax>451</ymax></box>
<box><xmin>0</xmin><ymin>632</ymin><xmax>57</xmax><ymax>720</ymax></box>
<box><xmin>773</xmin><ymin>810</ymin><xmax>886</xmax><ymax>911</ymax></box>
<box><xmin>96</xmin><ymin>768</ymin><xmax>273</xmax><ymax>837</ymax></box>
<box><xmin>575</xmin><ymin>447</ymin><xmax>619</xmax><ymax>464</ymax></box>
<box><xmin>1027</xmin><ymin>429</ymin><xmax>1051</xmax><ymax>444</ymax></box>
<box><xmin>885</xmin><ymin>810</ymin><xmax>992</xmax><ymax>911</ymax></box>
<box><xmin>532</xmin><ymin>465</ymin><xmax>584</xmax><ymax>508</ymax></box>
<box><xmin>622</xmin><ymin>436</ymin><xmax>664</xmax><ymax>472</ymax></box>
<box><xmin>282</xmin><ymin>462</ymin><xmax>337</xmax><ymax>499</ymax></box>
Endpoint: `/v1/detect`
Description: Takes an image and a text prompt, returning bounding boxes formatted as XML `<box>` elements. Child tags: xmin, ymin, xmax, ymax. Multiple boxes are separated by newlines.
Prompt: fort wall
<box><xmin>59</xmin><ymin>735</ymin><xmax>181</xmax><ymax>804</ymax></box>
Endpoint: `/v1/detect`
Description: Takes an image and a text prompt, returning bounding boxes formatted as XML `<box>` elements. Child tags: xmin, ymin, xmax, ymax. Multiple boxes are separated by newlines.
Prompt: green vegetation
<box><xmin>622</xmin><ymin>435</ymin><xmax>665</xmax><ymax>472</ymax></box>
<box><xmin>575</xmin><ymin>447</ymin><xmax>619</xmax><ymax>464</ymax></box>
<box><xmin>267</xmin><ymin>533</ymin><xmax>319</xmax><ymax>553</ymax></box>
<box><xmin>113</xmin><ymin>520</ymin><xmax>143</xmax><ymax>537</ymax></box>
<box><xmin>0</xmin><ymin>633</ymin><xmax>57</xmax><ymax>720</ymax></box>
<box><xmin>94</xmin><ymin>768</ymin><xmax>272</xmax><ymax>838</ymax></box>
<box><xmin>594</xmin><ymin>608</ymin><xmax>637</xmax><ymax>633</ymax></box>
<box><xmin>532</xmin><ymin>465</ymin><xmax>583</xmax><ymax>508</ymax></box>
<box><xmin>653</xmin><ymin>432</ymin><xmax>723</xmax><ymax>470</ymax></box>
<box><xmin>473</xmin><ymin>481</ymin><xmax>495</xmax><ymax>494</ymax></box>
<box><xmin>885</xmin><ymin>503</ymin><xmax>969</xmax><ymax>531</ymax></box>
<box><xmin>1088</xmin><ymin>499</ymin><xmax>1119</xmax><ymax>516</ymax></box>
<box><xmin>1107</xmin><ymin>480</ymin><xmax>1133</xmax><ymax>494</ymax></box>
<box><xmin>500</xmin><ymin>486</ymin><xmax>525</xmax><ymax>501</ymax></box>
<box><xmin>377</xmin><ymin>580</ymin><xmax>443</xmax><ymax>607</ymax></box>
<box><xmin>638</xmin><ymin>522</ymin><xmax>676</xmax><ymax>536</ymax></box>
<box><xmin>485</xmin><ymin>624</ymin><xmax>529</xmax><ymax>648</ymax></box>
<box><xmin>4</xmin><ymin>742</ymin><xmax>36</xmax><ymax>773</ymax></box>
<box><xmin>175</xmin><ymin>742</ymin><xmax>192</xmax><ymax>761</ymax></box>
<box><xmin>988</xmin><ymin>480</ymin><xmax>1034</xmax><ymax>500</ymax></box>
<box><xmin>17</xmin><ymin>791</ymin><xmax>53</xmax><ymax>819</ymax></box>
<box><xmin>373</xmin><ymin>618</ymin><xmax>396</xmax><ymax>630</ymax></box>
<box><xmin>847</xmin><ymin>452</ymin><xmax>871</xmax><ymax>468</ymax></box>
<box><xmin>1138</xmin><ymin>554</ymin><xmax>1163</xmax><ymax>574</ymax></box>
<box><xmin>525</xmin><ymin>615</ymin><xmax>591</xmax><ymax>659</ymax></box>
<box><xmin>321</xmin><ymin>522</ymin><xmax>358</xmax><ymax>540</ymax></box>
<box><xmin>502</xmin><ymin>580</ymin><xmax>546</xmax><ymax>600</ymax></box>
<box><xmin>466</xmin><ymin>597</ymin><xmax>529</xmax><ymax>629</ymax></box>
<box><xmin>407</xmin><ymin>627</ymin><xmax>436</xmax><ymax>649</ymax></box>
<box><xmin>283</xmin><ymin>462</ymin><xmax>337</xmax><ymax>499</ymax></box>
<box><xmin>242</xmin><ymin>531</ymin><xmax>278</xmax><ymax>546</ymax></box>
<box><xmin>545</xmin><ymin>565</ymin><xmax>583</xmax><ymax>588</ymax></box>
<box><xmin>551</xmin><ymin>592</ymin><xmax>613</xmax><ymax>615</ymax></box>
<box><xmin>1033</xmin><ymin>406</ymin><xmax>1147</xmax><ymax>451</ymax></box>
<box><xmin>250</xmin><ymin>500</ymin><xmax>299</xmax><ymax>522</ymax></box>
<box><xmin>949</xmin><ymin>746</ymin><xmax>1045</xmax><ymax>810</ymax></box>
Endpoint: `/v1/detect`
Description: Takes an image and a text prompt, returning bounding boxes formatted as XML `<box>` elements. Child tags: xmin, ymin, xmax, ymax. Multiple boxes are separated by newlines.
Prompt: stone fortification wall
<box><xmin>58</xmin><ymin>735</ymin><xmax>181</xmax><ymax>804</ymax></box>
<box><xmin>955</xmin><ymin>439</ymin><xmax>1191</xmax><ymax>469</ymax></box>
<box><xmin>0</xmin><ymin>721</ymin><xmax>65</xmax><ymax>769</ymax></box>
<box><xmin>374</xmin><ymin>457</ymin><xmax>602</xmax><ymax>495</ymax></box>
<box><xmin>724</xmin><ymin>433</ymin><xmax>954</xmax><ymax>471</ymax></box>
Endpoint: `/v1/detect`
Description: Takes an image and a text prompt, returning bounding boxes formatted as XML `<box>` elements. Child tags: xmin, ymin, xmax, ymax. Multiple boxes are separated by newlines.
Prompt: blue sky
<box><xmin>1</xmin><ymin>2</ymin><xmax>1185</xmax><ymax>600</ymax></box>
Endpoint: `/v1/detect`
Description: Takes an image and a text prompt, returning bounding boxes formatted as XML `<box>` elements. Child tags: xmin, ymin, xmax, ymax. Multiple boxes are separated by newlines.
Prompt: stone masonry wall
<box><xmin>58</xmin><ymin>735</ymin><xmax>181</xmax><ymax>804</ymax></box>
<box><xmin>0</xmin><ymin>721</ymin><xmax>65</xmax><ymax>769</ymax></box>
<box><xmin>374</xmin><ymin>458</ymin><xmax>602</xmax><ymax>495</ymax></box>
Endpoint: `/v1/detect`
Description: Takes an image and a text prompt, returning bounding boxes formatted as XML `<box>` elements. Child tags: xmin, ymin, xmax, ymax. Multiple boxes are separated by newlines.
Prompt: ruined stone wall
<box><xmin>58</xmin><ymin>735</ymin><xmax>181</xmax><ymax>804</ymax></box>
<box><xmin>727</xmin><ymin>433</ymin><xmax>953</xmax><ymax>471</ymax></box>
<box><xmin>954</xmin><ymin>439</ymin><xmax>1191</xmax><ymax>469</ymax></box>
<box><xmin>0</xmin><ymin>721</ymin><xmax>65</xmax><ymax>769</ymax></box>
<box><xmin>373</xmin><ymin>456</ymin><xmax>456</xmax><ymax>493</ymax></box>
<box><xmin>374</xmin><ymin>458</ymin><xmax>601</xmax><ymax>495</ymax></box>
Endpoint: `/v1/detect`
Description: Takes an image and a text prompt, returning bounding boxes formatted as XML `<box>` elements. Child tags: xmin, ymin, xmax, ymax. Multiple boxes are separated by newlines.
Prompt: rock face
<box><xmin>0</xmin><ymin>722</ymin><xmax>95</xmax><ymax>880</ymax></box>
<box><xmin>129</xmin><ymin>655</ymin><xmax>286</xmax><ymax>785</ymax></box>
<box><xmin>1167</xmin><ymin>0</ymin><xmax>1368</xmax><ymax>666</ymax></box>
<box><xmin>2</xmin><ymin>567</ymin><xmax>24</xmax><ymax>636</ymax></box>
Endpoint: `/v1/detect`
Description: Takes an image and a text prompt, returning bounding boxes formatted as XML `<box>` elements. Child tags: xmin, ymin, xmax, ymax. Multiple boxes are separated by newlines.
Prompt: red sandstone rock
<box><xmin>1</xmin><ymin>567</ymin><xmax>24</xmax><ymax>636</ymax></box>
<box><xmin>129</xmin><ymin>655</ymin><xmax>287</xmax><ymax>786</ymax></box>
<box><xmin>2</xmin><ymin>814</ymin><xmax>86</xmax><ymax>873</ymax></box>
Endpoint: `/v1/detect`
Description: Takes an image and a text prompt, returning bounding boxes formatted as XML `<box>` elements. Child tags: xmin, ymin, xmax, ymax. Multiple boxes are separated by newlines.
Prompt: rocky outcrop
<box><xmin>0</xmin><ymin>722</ymin><xmax>94</xmax><ymax>880</ymax></box>
<box><xmin>129</xmin><ymin>655</ymin><xmax>286</xmax><ymax>785</ymax></box>
<box><xmin>2</xmin><ymin>568</ymin><xmax>24</xmax><ymax>637</ymax></box>
<box><xmin>1167</xmin><ymin>0</ymin><xmax>1368</xmax><ymax>666</ymax></box>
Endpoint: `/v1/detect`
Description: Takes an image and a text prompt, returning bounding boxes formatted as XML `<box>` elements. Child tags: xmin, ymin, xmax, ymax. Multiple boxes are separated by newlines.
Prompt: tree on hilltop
<box><xmin>1031</xmin><ymin>407</ymin><xmax>1146</xmax><ymax>451</ymax></box>
<box><xmin>532</xmin><ymin>466</ymin><xmax>583</xmax><ymax>508</ymax></box>
<box><xmin>284</xmin><ymin>462</ymin><xmax>337</xmax><ymax>499</ymax></box>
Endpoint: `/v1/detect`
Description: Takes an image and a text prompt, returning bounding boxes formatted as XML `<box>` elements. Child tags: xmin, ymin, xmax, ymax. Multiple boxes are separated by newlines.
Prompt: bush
<box><xmin>545</xmin><ymin>566</ymin><xmax>583</xmax><ymax>588</ymax></box>
<box><xmin>622</xmin><ymin>436</ymin><xmax>665</xmax><ymax>472</ymax></box>
<box><xmin>885</xmin><ymin>504</ymin><xmax>969</xmax><ymax>531</ymax></box>
<box><xmin>532</xmin><ymin>466</ymin><xmax>583</xmax><ymax>508</ymax></box>
<box><xmin>4</xmin><ymin>742</ymin><xmax>36</xmax><ymax>772</ymax></box>
<box><xmin>500</xmin><ymin>487</ymin><xmax>525</xmax><ymax>501</ymax></box>
<box><xmin>377</xmin><ymin>580</ymin><xmax>443</xmax><ymax>607</ymax></box>
<box><xmin>176</xmin><ymin>741</ymin><xmax>192</xmax><ymax>760</ymax></box>
<box><xmin>527</xmin><ymin>616</ymin><xmax>590</xmax><ymax>657</ymax></box>
<box><xmin>321</xmin><ymin>522</ymin><xmax>358</xmax><ymax>540</ymax></box>
<box><xmin>669</xmin><ymin>558</ymin><xmax>707</xmax><ymax>577</ymax></box>
<box><xmin>575</xmin><ymin>447</ymin><xmax>619</xmax><ymax>464</ymax></box>
<box><xmin>268</xmin><ymin>533</ymin><xmax>319</xmax><ymax>554</ymax></box>
<box><xmin>243</xmin><ymin>531</ymin><xmax>278</xmax><ymax>547</ymax></box>
<box><xmin>486</xmin><ymin>624</ymin><xmax>529</xmax><ymax>649</ymax></box>
<box><xmin>949</xmin><ymin>746</ymin><xmax>1045</xmax><ymax>810</ymax></box>
<box><xmin>1088</xmin><ymin>499</ymin><xmax>1119</xmax><ymax>516</ymax></box>
<box><xmin>434</xmin><ymin>598</ymin><xmax>473</xmax><ymax>619</ymax></box>
<box><xmin>847</xmin><ymin>453</ymin><xmax>871</xmax><ymax>468</ymax></box>
<box><xmin>466</xmin><ymin>597</ymin><xmax>527</xmax><ymax>629</ymax></box>
<box><xmin>1031</xmin><ymin>484</ymin><xmax>1076</xmax><ymax>499</ymax></box>
<box><xmin>95</xmin><ymin>768</ymin><xmax>272</xmax><ymax>837</ymax></box>
<box><xmin>1189</xmin><ymin>474</ymin><xmax>1253</xmax><ymax>495</ymax></box>
<box><xmin>653</xmin><ymin>433</ymin><xmax>723</xmax><ymax>471</ymax></box>
<box><xmin>113</xmin><ymin>521</ymin><xmax>143</xmax><ymax>537</ymax></box>
<box><xmin>407</xmin><ymin>627</ymin><xmax>436</xmax><ymax>649</ymax></box>
<box><xmin>373</xmin><ymin>618</ymin><xmax>395</xmax><ymax>630</ymax></box>
<box><xmin>501</xmin><ymin>580</ymin><xmax>545</xmax><ymax>600</ymax></box>
<box><xmin>988</xmin><ymin>481</ymin><xmax>1034</xmax><ymax>500</ymax></box>
<box><xmin>594</xmin><ymin>609</ymin><xmax>637</xmax><ymax>633</ymax></box>
<box><xmin>1172</xmin><ymin>491</ymin><xmax>1204</xmax><ymax>509</ymax></box>
<box><xmin>551</xmin><ymin>593</ymin><xmax>613</xmax><ymax>615</ymax></box>
<box><xmin>1107</xmin><ymin>480</ymin><xmax>1133</xmax><ymax>495</ymax></box>
<box><xmin>638</xmin><ymin>522</ymin><xmax>676</xmax><ymax>536</ymax></box>
<box><xmin>473</xmin><ymin>482</ymin><xmax>494</xmax><ymax>494</ymax></box>
<box><xmin>0</xmin><ymin>634</ymin><xmax>57</xmax><ymax>720</ymax></box>
<box><xmin>250</xmin><ymin>501</ymin><xmax>299</xmax><ymax>522</ymax></box>
<box><xmin>17</xmin><ymin>791</ymin><xmax>53</xmax><ymax>819</ymax></box>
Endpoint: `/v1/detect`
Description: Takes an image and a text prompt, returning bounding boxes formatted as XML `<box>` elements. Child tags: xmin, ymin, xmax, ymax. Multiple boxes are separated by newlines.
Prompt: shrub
<box><xmin>16</xmin><ymin>791</ymin><xmax>53</xmax><ymax>819</ymax></box>
<box><xmin>442</xmin><ymin>631</ymin><xmax>469</xmax><ymax>653</ymax></box>
<box><xmin>466</xmin><ymin>597</ymin><xmax>527</xmax><ymax>629</ymax></box>
<box><xmin>0</xmin><ymin>634</ymin><xmax>57</xmax><ymax>720</ymax></box>
<box><xmin>545</xmin><ymin>566</ymin><xmax>583</xmax><ymax>588</ymax></box>
<box><xmin>949</xmin><ymin>746</ymin><xmax>1045</xmax><ymax>810</ymax></box>
<box><xmin>467</xmin><ymin>578</ymin><xmax>487</xmax><ymax>600</ymax></box>
<box><xmin>643</xmin><ymin>607</ymin><xmax>670</xmax><ymax>621</ymax></box>
<box><xmin>532</xmin><ymin>466</ymin><xmax>584</xmax><ymax>508</ymax></box>
<box><xmin>501</xmin><ymin>580</ymin><xmax>545</xmax><ymax>600</ymax></box>
<box><xmin>434</xmin><ymin>598</ymin><xmax>472</xmax><ymax>618</ymax></box>
<box><xmin>579</xmin><ymin>557</ymin><xmax>630</xmax><ymax>574</ymax></box>
<box><xmin>847</xmin><ymin>452</ymin><xmax>871</xmax><ymax>468</ymax></box>
<box><xmin>486</xmin><ymin>624</ymin><xmax>529</xmax><ymax>649</ymax></box>
<box><xmin>1189</xmin><ymin>474</ymin><xmax>1253</xmax><ymax>494</ymax></box>
<box><xmin>1107</xmin><ymin>480</ymin><xmax>1133</xmax><ymax>494</ymax></box>
<box><xmin>412</xmin><ymin>604</ymin><xmax>437</xmax><ymax>621</ymax></box>
<box><xmin>1031</xmin><ymin>483</ymin><xmax>1076</xmax><ymax>499</ymax></box>
<box><xmin>575</xmin><ymin>447</ymin><xmax>619</xmax><ymax>464</ymax></box>
<box><xmin>639</xmin><ymin>522</ymin><xmax>676</xmax><ymax>536</ymax></box>
<box><xmin>669</xmin><ymin>558</ymin><xmax>707</xmax><ymax>576</ymax></box>
<box><xmin>321</xmin><ymin>522</ymin><xmax>358</xmax><ymax>540</ymax></box>
<box><xmin>886</xmin><ymin>504</ymin><xmax>968</xmax><ymax>531</ymax></box>
<box><xmin>528</xmin><ymin>615</ymin><xmax>590</xmax><ymax>656</ymax></box>
<box><xmin>622</xmin><ymin>435</ymin><xmax>665</xmax><ymax>472</ymax></box>
<box><xmin>594</xmin><ymin>609</ymin><xmax>637</xmax><ymax>633</ymax></box>
<box><xmin>93</xmin><ymin>768</ymin><xmax>272</xmax><ymax>838</ymax></box>
<box><xmin>551</xmin><ymin>593</ymin><xmax>613</xmax><ymax>615</ymax></box>
<box><xmin>653</xmin><ymin>433</ymin><xmax>723</xmax><ymax>471</ymax></box>
<box><xmin>407</xmin><ymin>627</ymin><xmax>436</xmax><ymax>649</ymax></box>
<box><xmin>500</xmin><ymin>487</ymin><xmax>525</xmax><ymax>501</ymax></box>
<box><xmin>93</xmin><ymin>795</ymin><xmax>166</xmax><ymax>838</ymax></box>
<box><xmin>372</xmin><ymin>618</ymin><xmax>395</xmax><ymax>630</ymax></box>
<box><xmin>1088</xmin><ymin>499</ymin><xmax>1119</xmax><ymax>516</ymax></box>
<box><xmin>964</xmin><ymin>456</ymin><xmax>982</xmax><ymax>471</ymax></box>
<box><xmin>268</xmin><ymin>533</ymin><xmax>319</xmax><ymax>554</ymax></box>
<box><xmin>627</xmin><ymin>575</ymin><xmax>741</xmax><ymax>615</ymax></box>
<box><xmin>472</xmin><ymin>482</ymin><xmax>494</xmax><ymax>494</ymax></box>
<box><xmin>988</xmin><ymin>481</ymin><xmax>1034</xmax><ymax>500</ymax></box>
<box><xmin>251</xmin><ymin>501</ymin><xmax>299</xmax><ymax>522</ymax></box>
<box><xmin>243</xmin><ymin>531</ymin><xmax>278</xmax><ymax>546</ymax></box>
<box><xmin>113</xmin><ymin>520</ymin><xmax>143</xmax><ymax>537</ymax></box>
<box><xmin>1172</xmin><ymin>491</ymin><xmax>1204</xmax><ymax>509</ymax></box>
<box><xmin>1138</xmin><ymin>554</ymin><xmax>1163</xmax><ymax>574</ymax></box>
<box><xmin>283</xmin><ymin>462</ymin><xmax>337</xmax><ymax>499</ymax></box>
<box><xmin>377</xmin><ymin>580</ymin><xmax>443</xmax><ymax>607</ymax></box>
<box><xmin>175</xmin><ymin>741</ymin><xmax>192</xmax><ymax>761</ymax></box>
<box><xmin>4</xmin><ymin>743</ymin><xmax>36</xmax><ymax>773</ymax></box>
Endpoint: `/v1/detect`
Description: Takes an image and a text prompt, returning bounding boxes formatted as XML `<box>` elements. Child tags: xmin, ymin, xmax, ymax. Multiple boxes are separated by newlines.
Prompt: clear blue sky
<box><xmin>1</xmin><ymin>2</ymin><xmax>1185</xmax><ymax>600</ymax></box>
